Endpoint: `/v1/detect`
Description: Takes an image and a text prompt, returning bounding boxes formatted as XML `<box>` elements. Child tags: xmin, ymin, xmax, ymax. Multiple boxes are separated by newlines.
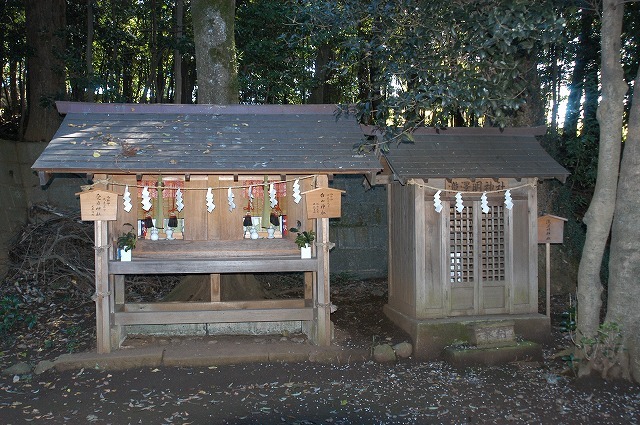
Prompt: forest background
<box><xmin>1</xmin><ymin>0</ymin><xmax>639</xmax><ymax>381</ymax></box>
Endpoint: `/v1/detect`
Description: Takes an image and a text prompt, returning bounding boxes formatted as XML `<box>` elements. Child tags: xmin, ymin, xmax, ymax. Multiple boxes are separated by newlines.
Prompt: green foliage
<box><xmin>291</xmin><ymin>0</ymin><xmax>564</xmax><ymax>148</ymax></box>
<box><xmin>0</xmin><ymin>295</ymin><xmax>37</xmax><ymax>334</ymax></box>
<box><xmin>117</xmin><ymin>223</ymin><xmax>137</xmax><ymax>251</ymax></box>
<box><xmin>236</xmin><ymin>0</ymin><xmax>315</xmax><ymax>103</ymax></box>
<box><xmin>560</xmin><ymin>298</ymin><xmax>628</xmax><ymax>377</ymax></box>
<box><xmin>290</xmin><ymin>227</ymin><xmax>315</xmax><ymax>248</ymax></box>
<box><xmin>559</xmin><ymin>304</ymin><xmax>576</xmax><ymax>334</ymax></box>
<box><xmin>63</xmin><ymin>325</ymin><xmax>83</xmax><ymax>353</ymax></box>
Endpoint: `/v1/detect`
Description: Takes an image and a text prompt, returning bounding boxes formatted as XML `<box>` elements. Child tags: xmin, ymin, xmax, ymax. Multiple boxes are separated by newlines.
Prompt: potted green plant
<box><xmin>117</xmin><ymin>223</ymin><xmax>137</xmax><ymax>261</ymax></box>
<box><xmin>290</xmin><ymin>227</ymin><xmax>315</xmax><ymax>258</ymax></box>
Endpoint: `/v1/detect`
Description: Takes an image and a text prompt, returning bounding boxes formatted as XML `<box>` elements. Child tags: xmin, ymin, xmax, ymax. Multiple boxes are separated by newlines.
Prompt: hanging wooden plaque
<box><xmin>77</xmin><ymin>189</ymin><xmax>118</xmax><ymax>221</ymax></box>
<box><xmin>303</xmin><ymin>187</ymin><xmax>345</xmax><ymax>219</ymax></box>
<box><xmin>537</xmin><ymin>214</ymin><xmax>567</xmax><ymax>244</ymax></box>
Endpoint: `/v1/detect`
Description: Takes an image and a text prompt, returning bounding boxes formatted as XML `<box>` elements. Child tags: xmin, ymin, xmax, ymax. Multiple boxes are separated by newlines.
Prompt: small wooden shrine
<box><xmin>377</xmin><ymin>126</ymin><xmax>569</xmax><ymax>359</ymax></box>
<box><xmin>33</xmin><ymin>102</ymin><xmax>381</xmax><ymax>353</ymax></box>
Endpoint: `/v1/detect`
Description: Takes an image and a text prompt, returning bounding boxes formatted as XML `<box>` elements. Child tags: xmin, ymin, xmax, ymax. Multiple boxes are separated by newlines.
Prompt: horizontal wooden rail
<box><xmin>114</xmin><ymin>307</ymin><xmax>314</xmax><ymax>326</ymax></box>
<box><xmin>123</xmin><ymin>299</ymin><xmax>308</xmax><ymax>312</ymax></box>
<box><xmin>109</xmin><ymin>257</ymin><xmax>318</xmax><ymax>274</ymax></box>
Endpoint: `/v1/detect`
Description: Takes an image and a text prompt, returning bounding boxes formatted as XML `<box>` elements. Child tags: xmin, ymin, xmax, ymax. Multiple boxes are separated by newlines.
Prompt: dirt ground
<box><xmin>1</xmin><ymin>275</ymin><xmax>639</xmax><ymax>424</ymax></box>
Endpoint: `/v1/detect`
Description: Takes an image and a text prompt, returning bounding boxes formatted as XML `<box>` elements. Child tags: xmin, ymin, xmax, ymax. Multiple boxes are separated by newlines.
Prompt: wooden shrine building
<box><xmin>378</xmin><ymin>126</ymin><xmax>569</xmax><ymax>359</ymax></box>
<box><xmin>32</xmin><ymin>102</ymin><xmax>382</xmax><ymax>353</ymax></box>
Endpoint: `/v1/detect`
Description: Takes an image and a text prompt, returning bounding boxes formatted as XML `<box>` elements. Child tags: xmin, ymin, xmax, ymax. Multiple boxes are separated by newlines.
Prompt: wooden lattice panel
<box><xmin>449</xmin><ymin>205</ymin><xmax>474</xmax><ymax>283</ymax></box>
<box><xmin>481</xmin><ymin>204</ymin><xmax>505</xmax><ymax>281</ymax></box>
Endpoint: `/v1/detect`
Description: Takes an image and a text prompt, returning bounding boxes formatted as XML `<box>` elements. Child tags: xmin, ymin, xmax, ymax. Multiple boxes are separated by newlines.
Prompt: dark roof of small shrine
<box><xmin>381</xmin><ymin>127</ymin><xmax>569</xmax><ymax>183</ymax></box>
<box><xmin>32</xmin><ymin>102</ymin><xmax>381</xmax><ymax>176</ymax></box>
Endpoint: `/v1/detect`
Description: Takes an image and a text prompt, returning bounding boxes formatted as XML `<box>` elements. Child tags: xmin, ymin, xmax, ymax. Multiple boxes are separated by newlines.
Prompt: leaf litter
<box><xmin>1</xmin><ymin>227</ymin><xmax>639</xmax><ymax>423</ymax></box>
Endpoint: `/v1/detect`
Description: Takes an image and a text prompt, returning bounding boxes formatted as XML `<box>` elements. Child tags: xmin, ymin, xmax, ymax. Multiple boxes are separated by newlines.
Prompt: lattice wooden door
<box><xmin>447</xmin><ymin>200</ymin><xmax>509</xmax><ymax>315</ymax></box>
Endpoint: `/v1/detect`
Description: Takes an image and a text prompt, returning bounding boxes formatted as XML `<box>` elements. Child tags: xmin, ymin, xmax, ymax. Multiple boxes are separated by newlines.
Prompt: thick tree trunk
<box><xmin>192</xmin><ymin>0</ymin><xmax>238</xmax><ymax>104</ymax></box>
<box><xmin>576</xmin><ymin>0</ymin><xmax>627</xmax><ymax>374</ymax></box>
<box><xmin>309</xmin><ymin>44</ymin><xmax>338</xmax><ymax>104</ymax></box>
<box><xmin>513</xmin><ymin>51</ymin><xmax>545</xmax><ymax>127</ymax></box>
<box><xmin>23</xmin><ymin>0</ymin><xmax>66</xmax><ymax>142</ymax></box>
<box><xmin>607</xmin><ymin>65</ymin><xmax>640</xmax><ymax>382</ymax></box>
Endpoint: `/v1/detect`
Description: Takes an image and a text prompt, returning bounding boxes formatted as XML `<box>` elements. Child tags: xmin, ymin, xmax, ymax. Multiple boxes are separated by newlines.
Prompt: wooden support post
<box><xmin>304</xmin><ymin>272</ymin><xmax>313</xmax><ymax>301</ymax></box>
<box><xmin>110</xmin><ymin>274</ymin><xmax>124</xmax><ymax>348</ymax></box>
<box><xmin>315</xmin><ymin>175</ymin><xmax>331</xmax><ymax>346</ymax></box>
<box><xmin>94</xmin><ymin>220</ymin><xmax>111</xmax><ymax>353</ymax></box>
<box><xmin>210</xmin><ymin>274</ymin><xmax>221</xmax><ymax>302</ymax></box>
<box><xmin>546</xmin><ymin>242</ymin><xmax>551</xmax><ymax>318</ymax></box>
<box><xmin>114</xmin><ymin>275</ymin><xmax>125</xmax><ymax>305</ymax></box>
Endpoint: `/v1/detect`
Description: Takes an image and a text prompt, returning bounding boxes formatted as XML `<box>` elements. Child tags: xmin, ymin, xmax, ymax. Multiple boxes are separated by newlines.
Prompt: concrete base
<box><xmin>124</xmin><ymin>321</ymin><xmax>307</xmax><ymax>340</ymax></box>
<box><xmin>383</xmin><ymin>304</ymin><xmax>551</xmax><ymax>360</ymax></box>
<box><xmin>443</xmin><ymin>341</ymin><xmax>543</xmax><ymax>368</ymax></box>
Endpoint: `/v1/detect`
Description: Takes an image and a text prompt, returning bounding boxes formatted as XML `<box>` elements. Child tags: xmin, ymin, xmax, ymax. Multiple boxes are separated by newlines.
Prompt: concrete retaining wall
<box><xmin>329</xmin><ymin>175</ymin><xmax>388</xmax><ymax>278</ymax></box>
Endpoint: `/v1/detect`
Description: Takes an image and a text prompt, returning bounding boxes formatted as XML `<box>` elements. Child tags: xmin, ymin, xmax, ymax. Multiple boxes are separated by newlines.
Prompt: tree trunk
<box><xmin>192</xmin><ymin>0</ymin><xmax>238</xmax><ymax>104</ymax></box>
<box><xmin>85</xmin><ymin>0</ymin><xmax>95</xmax><ymax>102</ymax></box>
<box><xmin>23</xmin><ymin>0</ymin><xmax>66</xmax><ymax>142</ymax></box>
<box><xmin>173</xmin><ymin>0</ymin><xmax>184</xmax><ymax>104</ymax></box>
<box><xmin>148</xmin><ymin>0</ymin><xmax>159</xmax><ymax>103</ymax></box>
<box><xmin>309</xmin><ymin>44</ymin><xmax>337</xmax><ymax>104</ymax></box>
<box><xmin>607</xmin><ymin>65</ymin><xmax>640</xmax><ymax>382</ymax></box>
<box><xmin>550</xmin><ymin>44</ymin><xmax>559</xmax><ymax>133</ymax></box>
<box><xmin>563</xmin><ymin>8</ymin><xmax>597</xmax><ymax>138</ymax></box>
<box><xmin>512</xmin><ymin>51</ymin><xmax>545</xmax><ymax>127</ymax></box>
<box><xmin>576</xmin><ymin>0</ymin><xmax>627</xmax><ymax>375</ymax></box>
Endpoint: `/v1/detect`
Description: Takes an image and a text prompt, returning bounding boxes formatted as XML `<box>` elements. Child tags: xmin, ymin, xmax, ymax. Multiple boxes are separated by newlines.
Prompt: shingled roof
<box><xmin>32</xmin><ymin>102</ymin><xmax>381</xmax><ymax>178</ymax></box>
<box><xmin>381</xmin><ymin>127</ymin><xmax>568</xmax><ymax>183</ymax></box>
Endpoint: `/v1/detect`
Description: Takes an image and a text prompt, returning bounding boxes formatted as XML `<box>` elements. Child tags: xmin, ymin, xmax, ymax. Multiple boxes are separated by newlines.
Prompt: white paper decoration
<box><xmin>141</xmin><ymin>186</ymin><xmax>152</xmax><ymax>211</ymax></box>
<box><xmin>293</xmin><ymin>179</ymin><xmax>302</xmax><ymax>204</ymax></box>
<box><xmin>175</xmin><ymin>188</ymin><xmax>184</xmax><ymax>212</ymax></box>
<box><xmin>269</xmin><ymin>183</ymin><xmax>278</xmax><ymax>208</ymax></box>
<box><xmin>248</xmin><ymin>185</ymin><xmax>254</xmax><ymax>208</ymax></box>
<box><xmin>433</xmin><ymin>190</ymin><xmax>443</xmax><ymax>213</ymax></box>
<box><xmin>227</xmin><ymin>187</ymin><xmax>236</xmax><ymax>211</ymax></box>
<box><xmin>122</xmin><ymin>185</ymin><xmax>132</xmax><ymax>212</ymax></box>
<box><xmin>481</xmin><ymin>192</ymin><xmax>490</xmax><ymax>214</ymax></box>
<box><xmin>206</xmin><ymin>187</ymin><xmax>215</xmax><ymax>213</ymax></box>
<box><xmin>455</xmin><ymin>192</ymin><xmax>464</xmax><ymax>213</ymax></box>
<box><xmin>504</xmin><ymin>189</ymin><xmax>513</xmax><ymax>210</ymax></box>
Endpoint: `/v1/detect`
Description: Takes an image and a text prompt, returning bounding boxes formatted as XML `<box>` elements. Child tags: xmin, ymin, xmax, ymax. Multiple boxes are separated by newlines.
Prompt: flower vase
<box><xmin>150</xmin><ymin>228</ymin><xmax>159</xmax><ymax>241</ymax></box>
<box><xmin>300</xmin><ymin>244</ymin><xmax>312</xmax><ymax>259</ymax></box>
<box><xmin>165</xmin><ymin>228</ymin><xmax>174</xmax><ymax>240</ymax></box>
<box><xmin>119</xmin><ymin>247</ymin><xmax>132</xmax><ymax>261</ymax></box>
<box><xmin>267</xmin><ymin>227</ymin><xmax>275</xmax><ymax>239</ymax></box>
<box><xmin>250</xmin><ymin>228</ymin><xmax>259</xmax><ymax>239</ymax></box>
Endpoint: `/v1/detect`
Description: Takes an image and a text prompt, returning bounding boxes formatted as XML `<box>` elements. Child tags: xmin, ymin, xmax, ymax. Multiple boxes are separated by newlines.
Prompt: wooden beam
<box><xmin>114</xmin><ymin>308</ymin><xmax>314</xmax><ymax>326</ymax></box>
<box><xmin>38</xmin><ymin>171</ymin><xmax>51</xmax><ymax>186</ymax></box>
<box><xmin>123</xmin><ymin>299</ymin><xmax>307</xmax><ymax>312</ymax></box>
<box><xmin>109</xmin><ymin>257</ymin><xmax>318</xmax><ymax>274</ymax></box>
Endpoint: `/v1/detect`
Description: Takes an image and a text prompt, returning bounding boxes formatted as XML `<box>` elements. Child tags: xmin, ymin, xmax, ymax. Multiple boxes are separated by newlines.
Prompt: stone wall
<box><xmin>329</xmin><ymin>175</ymin><xmax>388</xmax><ymax>278</ymax></box>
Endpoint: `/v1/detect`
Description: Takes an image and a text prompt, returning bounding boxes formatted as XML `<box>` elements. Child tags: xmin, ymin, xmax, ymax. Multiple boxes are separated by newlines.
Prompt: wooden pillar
<box><xmin>304</xmin><ymin>272</ymin><xmax>313</xmax><ymax>301</ymax></box>
<box><xmin>210</xmin><ymin>274</ymin><xmax>221</xmax><ymax>302</ymax></box>
<box><xmin>110</xmin><ymin>274</ymin><xmax>124</xmax><ymax>348</ymax></box>
<box><xmin>315</xmin><ymin>175</ymin><xmax>331</xmax><ymax>346</ymax></box>
<box><xmin>94</xmin><ymin>220</ymin><xmax>111</xmax><ymax>353</ymax></box>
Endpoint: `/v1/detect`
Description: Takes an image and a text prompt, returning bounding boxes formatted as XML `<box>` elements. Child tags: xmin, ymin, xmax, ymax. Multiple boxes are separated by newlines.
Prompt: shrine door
<box><xmin>446</xmin><ymin>199</ymin><xmax>510</xmax><ymax>315</ymax></box>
